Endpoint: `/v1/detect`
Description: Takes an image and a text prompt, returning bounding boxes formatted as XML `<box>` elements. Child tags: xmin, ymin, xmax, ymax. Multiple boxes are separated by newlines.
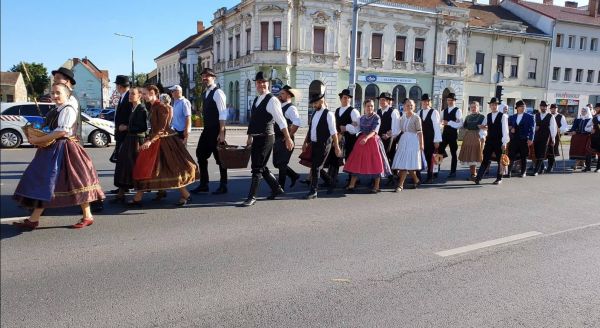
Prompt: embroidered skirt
<box><xmin>344</xmin><ymin>135</ymin><xmax>391</xmax><ymax>177</ymax></box>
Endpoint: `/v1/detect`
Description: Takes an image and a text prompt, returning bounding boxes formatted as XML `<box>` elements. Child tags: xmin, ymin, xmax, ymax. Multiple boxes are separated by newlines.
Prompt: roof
<box><xmin>513</xmin><ymin>0</ymin><xmax>600</xmax><ymax>26</ymax></box>
<box><xmin>189</xmin><ymin>30</ymin><xmax>213</xmax><ymax>52</ymax></box>
<box><xmin>381</xmin><ymin>0</ymin><xmax>454</xmax><ymax>10</ymax></box>
<box><xmin>0</xmin><ymin>72</ymin><xmax>23</xmax><ymax>85</ymax></box>
<box><xmin>75</xmin><ymin>58</ymin><xmax>109</xmax><ymax>81</ymax></box>
<box><xmin>154</xmin><ymin>28</ymin><xmax>212</xmax><ymax>61</ymax></box>
<box><xmin>456</xmin><ymin>3</ymin><xmax>546</xmax><ymax>35</ymax></box>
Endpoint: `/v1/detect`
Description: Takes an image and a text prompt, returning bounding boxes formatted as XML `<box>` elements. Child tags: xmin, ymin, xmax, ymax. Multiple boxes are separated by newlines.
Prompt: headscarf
<box><xmin>577</xmin><ymin>107</ymin><xmax>592</xmax><ymax>120</ymax></box>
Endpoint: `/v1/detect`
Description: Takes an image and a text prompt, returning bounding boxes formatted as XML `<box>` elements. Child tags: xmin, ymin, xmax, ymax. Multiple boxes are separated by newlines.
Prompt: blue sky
<box><xmin>1</xmin><ymin>0</ymin><xmax>589</xmax><ymax>87</ymax></box>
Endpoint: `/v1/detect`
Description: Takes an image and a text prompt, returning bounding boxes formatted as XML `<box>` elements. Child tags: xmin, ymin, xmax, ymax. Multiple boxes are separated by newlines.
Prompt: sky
<box><xmin>1</xmin><ymin>0</ymin><xmax>590</xmax><ymax>89</ymax></box>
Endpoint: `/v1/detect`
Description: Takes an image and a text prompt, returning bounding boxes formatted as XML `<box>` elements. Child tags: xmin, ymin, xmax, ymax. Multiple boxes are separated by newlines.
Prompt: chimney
<box><xmin>589</xmin><ymin>0</ymin><xmax>599</xmax><ymax>17</ymax></box>
<box><xmin>543</xmin><ymin>0</ymin><xmax>553</xmax><ymax>5</ymax></box>
<box><xmin>564</xmin><ymin>1</ymin><xmax>578</xmax><ymax>8</ymax></box>
<box><xmin>197</xmin><ymin>20</ymin><xmax>205</xmax><ymax>33</ymax></box>
<box><xmin>73</xmin><ymin>58</ymin><xmax>80</xmax><ymax>65</ymax></box>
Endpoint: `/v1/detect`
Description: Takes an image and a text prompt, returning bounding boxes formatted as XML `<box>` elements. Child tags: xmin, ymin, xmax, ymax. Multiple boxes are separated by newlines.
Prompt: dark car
<box><xmin>99</xmin><ymin>108</ymin><xmax>115</xmax><ymax>121</ymax></box>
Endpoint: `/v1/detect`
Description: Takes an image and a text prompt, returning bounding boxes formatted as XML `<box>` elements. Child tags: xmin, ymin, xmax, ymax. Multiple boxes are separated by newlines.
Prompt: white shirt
<box><xmin>487</xmin><ymin>111</ymin><xmax>510</xmax><ymax>146</ymax></box>
<box><xmin>443</xmin><ymin>106</ymin><xmax>463</xmax><ymax>129</ymax></box>
<box><xmin>310</xmin><ymin>108</ymin><xmax>337</xmax><ymax>142</ymax></box>
<box><xmin>516</xmin><ymin>113</ymin><xmax>524</xmax><ymax>125</ymax></box>
<box><xmin>54</xmin><ymin>103</ymin><xmax>78</xmax><ymax>137</ymax></box>
<box><xmin>418</xmin><ymin>108</ymin><xmax>442</xmax><ymax>143</ymax></box>
<box><xmin>281</xmin><ymin>101</ymin><xmax>302</xmax><ymax>127</ymax></box>
<box><xmin>584</xmin><ymin>118</ymin><xmax>594</xmax><ymax>133</ymax></box>
<box><xmin>68</xmin><ymin>95</ymin><xmax>79</xmax><ymax>111</ymax></box>
<box><xmin>337</xmin><ymin>105</ymin><xmax>361</xmax><ymax>134</ymax></box>
<box><xmin>205</xmin><ymin>84</ymin><xmax>228</xmax><ymax>121</ymax></box>
<box><xmin>553</xmin><ymin>113</ymin><xmax>568</xmax><ymax>134</ymax></box>
<box><xmin>253</xmin><ymin>92</ymin><xmax>288</xmax><ymax>133</ymax></box>
<box><xmin>378</xmin><ymin>106</ymin><xmax>401</xmax><ymax>134</ymax></box>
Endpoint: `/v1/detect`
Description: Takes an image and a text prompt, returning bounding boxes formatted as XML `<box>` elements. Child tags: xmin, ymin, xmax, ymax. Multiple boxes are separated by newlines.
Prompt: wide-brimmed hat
<box><xmin>51</xmin><ymin>67</ymin><xmax>76</xmax><ymax>85</ymax></box>
<box><xmin>446</xmin><ymin>93</ymin><xmax>456</xmax><ymax>100</ymax></box>
<box><xmin>114</xmin><ymin>75</ymin><xmax>130</xmax><ymax>87</ymax></box>
<box><xmin>550</xmin><ymin>104</ymin><xmax>558</xmax><ymax>109</ymax></box>
<box><xmin>310</xmin><ymin>84</ymin><xmax>326</xmax><ymax>104</ymax></box>
<box><xmin>281</xmin><ymin>85</ymin><xmax>295</xmax><ymax>98</ymax></box>
<box><xmin>515</xmin><ymin>100</ymin><xmax>525</xmax><ymax>108</ymax></box>
<box><xmin>540</xmin><ymin>101</ymin><xmax>548</xmax><ymax>107</ymax></box>
<box><xmin>421</xmin><ymin>94</ymin><xmax>431</xmax><ymax>101</ymax></box>
<box><xmin>201</xmin><ymin>67</ymin><xmax>216</xmax><ymax>77</ymax></box>
<box><xmin>338</xmin><ymin>89</ymin><xmax>353</xmax><ymax>98</ymax></box>
<box><xmin>488</xmin><ymin>97</ymin><xmax>500</xmax><ymax>104</ymax></box>
<box><xmin>253</xmin><ymin>71</ymin><xmax>268</xmax><ymax>81</ymax></box>
<box><xmin>377</xmin><ymin>92</ymin><xmax>393</xmax><ymax>100</ymax></box>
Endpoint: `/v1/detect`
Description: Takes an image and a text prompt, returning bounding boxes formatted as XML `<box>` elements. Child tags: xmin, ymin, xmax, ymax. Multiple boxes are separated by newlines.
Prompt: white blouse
<box><xmin>54</xmin><ymin>104</ymin><xmax>78</xmax><ymax>136</ymax></box>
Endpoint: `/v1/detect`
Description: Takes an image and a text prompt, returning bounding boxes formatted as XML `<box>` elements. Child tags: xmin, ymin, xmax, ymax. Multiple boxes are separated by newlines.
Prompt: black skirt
<box><xmin>114</xmin><ymin>134</ymin><xmax>144</xmax><ymax>189</ymax></box>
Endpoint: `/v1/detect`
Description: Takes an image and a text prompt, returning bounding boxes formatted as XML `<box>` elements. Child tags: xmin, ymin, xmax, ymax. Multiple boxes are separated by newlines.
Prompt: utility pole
<box><xmin>114</xmin><ymin>33</ymin><xmax>135</xmax><ymax>85</ymax></box>
<box><xmin>349</xmin><ymin>0</ymin><xmax>382</xmax><ymax>100</ymax></box>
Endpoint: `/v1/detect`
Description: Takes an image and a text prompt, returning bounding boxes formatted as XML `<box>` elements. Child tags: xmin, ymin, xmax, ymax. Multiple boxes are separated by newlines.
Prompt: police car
<box><xmin>0</xmin><ymin>102</ymin><xmax>115</xmax><ymax>148</ymax></box>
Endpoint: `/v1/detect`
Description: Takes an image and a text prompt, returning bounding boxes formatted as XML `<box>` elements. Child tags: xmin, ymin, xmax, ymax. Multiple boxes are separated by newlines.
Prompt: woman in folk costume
<box><xmin>391</xmin><ymin>99</ymin><xmax>424</xmax><ymax>191</ymax></box>
<box><xmin>128</xmin><ymin>86</ymin><xmax>198</xmax><ymax>206</ymax></box>
<box><xmin>344</xmin><ymin>99</ymin><xmax>392</xmax><ymax>193</ymax></box>
<box><xmin>590</xmin><ymin>105</ymin><xmax>600</xmax><ymax>172</ymax></box>
<box><xmin>113</xmin><ymin>87</ymin><xmax>148</xmax><ymax>202</ymax></box>
<box><xmin>12</xmin><ymin>83</ymin><xmax>105</xmax><ymax>230</ymax></box>
<box><xmin>458</xmin><ymin>101</ymin><xmax>486</xmax><ymax>180</ymax></box>
<box><xmin>567</xmin><ymin>107</ymin><xmax>594</xmax><ymax>172</ymax></box>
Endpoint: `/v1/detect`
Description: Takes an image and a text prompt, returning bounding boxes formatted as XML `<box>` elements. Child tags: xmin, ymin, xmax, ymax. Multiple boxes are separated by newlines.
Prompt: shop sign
<box><xmin>555</xmin><ymin>93</ymin><xmax>579</xmax><ymax>99</ymax></box>
<box><xmin>556</xmin><ymin>99</ymin><xmax>579</xmax><ymax>106</ymax></box>
<box><xmin>358</xmin><ymin>75</ymin><xmax>417</xmax><ymax>84</ymax></box>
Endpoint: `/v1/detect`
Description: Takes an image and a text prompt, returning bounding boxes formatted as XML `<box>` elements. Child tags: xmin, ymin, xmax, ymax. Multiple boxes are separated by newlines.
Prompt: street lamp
<box><xmin>349</xmin><ymin>0</ymin><xmax>382</xmax><ymax>100</ymax></box>
<box><xmin>114</xmin><ymin>32</ymin><xmax>135</xmax><ymax>86</ymax></box>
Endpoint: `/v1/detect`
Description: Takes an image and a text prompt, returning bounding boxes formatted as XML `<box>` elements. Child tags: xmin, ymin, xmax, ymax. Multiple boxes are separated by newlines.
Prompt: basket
<box><xmin>217</xmin><ymin>144</ymin><xmax>251</xmax><ymax>169</ymax></box>
<box><xmin>22</xmin><ymin>125</ymin><xmax>55</xmax><ymax>148</ymax></box>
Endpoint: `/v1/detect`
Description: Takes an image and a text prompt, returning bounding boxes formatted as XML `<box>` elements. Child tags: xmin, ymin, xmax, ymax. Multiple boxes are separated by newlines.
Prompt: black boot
<box><xmin>212</xmin><ymin>183</ymin><xmax>228</xmax><ymax>195</ymax></box>
<box><xmin>287</xmin><ymin>167</ymin><xmax>299</xmax><ymax>187</ymax></box>
<box><xmin>546</xmin><ymin>158</ymin><xmax>555</xmax><ymax>173</ymax></box>
<box><xmin>263</xmin><ymin>169</ymin><xmax>284</xmax><ymax>200</ymax></box>
<box><xmin>241</xmin><ymin>175</ymin><xmax>260</xmax><ymax>207</ymax></box>
<box><xmin>531</xmin><ymin>160</ymin><xmax>542</xmax><ymax>176</ymax></box>
<box><xmin>327</xmin><ymin>166</ymin><xmax>339</xmax><ymax>194</ymax></box>
<box><xmin>277</xmin><ymin>166</ymin><xmax>287</xmax><ymax>189</ymax></box>
<box><xmin>319</xmin><ymin>168</ymin><xmax>331</xmax><ymax>188</ymax></box>
<box><xmin>584</xmin><ymin>156</ymin><xmax>592</xmax><ymax>172</ymax></box>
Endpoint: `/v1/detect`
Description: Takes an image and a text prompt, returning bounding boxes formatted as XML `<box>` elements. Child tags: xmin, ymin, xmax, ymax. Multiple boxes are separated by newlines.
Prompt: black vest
<box><xmin>43</xmin><ymin>107</ymin><xmax>60</xmax><ymax>130</ymax></box>
<box><xmin>420</xmin><ymin>109</ymin><xmax>435</xmax><ymax>144</ymax></box>
<box><xmin>247</xmin><ymin>94</ymin><xmax>274</xmax><ymax>135</ymax></box>
<box><xmin>487</xmin><ymin>112</ymin><xmax>503</xmax><ymax>144</ymax></box>
<box><xmin>275</xmin><ymin>103</ymin><xmax>293</xmax><ymax>138</ymax></box>
<box><xmin>535</xmin><ymin>112</ymin><xmax>552</xmax><ymax>143</ymax></box>
<box><xmin>593</xmin><ymin>116</ymin><xmax>600</xmax><ymax>134</ymax></box>
<box><xmin>311</xmin><ymin>109</ymin><xmax>332</xmax><ymax>144</ymax></box>
<box><xmin>203</xmin><ymin>87</ymin><xmax>220</xmax><ymax>128</ymax></box>
<box><xmin>554</xmin><ymin>114</ymin><xmax>563</xmax><ymax>130</ymax></box>
<box><xmin>335</xmin><ymin>106</ymin><xmax>354</xmax><ymax>133</ymax></box>
<box><xmin>377</xmin><ymin>107</ymin><xmax>395</xmax><ymax>137</ymax></box>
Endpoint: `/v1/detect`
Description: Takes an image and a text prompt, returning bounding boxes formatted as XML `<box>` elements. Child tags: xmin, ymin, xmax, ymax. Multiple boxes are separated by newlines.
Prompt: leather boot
<box><xmin>263</xmin><ymin>168</ymin><xmax>284</xmax><ymax>200</ymax></box>
<box><xmin>277</xmin><ymin>166</ymin><xmax>287</xmax><ymax>189</ymax></box>
<box><xmin>241</xmin><ymin>175</ymin><xmax>261</xmax><ymax>207</ymax></box>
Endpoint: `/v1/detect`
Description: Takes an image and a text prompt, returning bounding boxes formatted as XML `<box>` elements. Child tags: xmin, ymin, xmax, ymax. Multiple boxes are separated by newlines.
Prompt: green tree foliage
<box><xmin>10</xmin><ymin>62</ymin><xmax>50</xmax><ymax>98</ymax></box>
<box><xmin>135</xmin><ymin>73</ymin><xmax>147</xmax><ymax>87</ymax></box>
<box><xmin>193</xmin><ymin>63</ymin><xmax>205</xmax><ymax>116</ymax></box>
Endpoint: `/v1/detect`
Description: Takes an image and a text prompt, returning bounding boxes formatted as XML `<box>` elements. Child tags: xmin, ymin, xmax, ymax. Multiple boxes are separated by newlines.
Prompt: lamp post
<box><xmin>349</xmin><ymin>0</ymin><xmax>382</xmax><ymax>100</ymax></box>
<box><xmin>114</xmin><ymin>33</ymin><xmax>135</xmax><ymax>85</ymax></box>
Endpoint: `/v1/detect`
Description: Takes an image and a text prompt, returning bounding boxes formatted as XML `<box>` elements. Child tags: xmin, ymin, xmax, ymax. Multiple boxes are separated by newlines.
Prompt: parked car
<box><xmin>99</xmin><ymin>108</ymin><xmax>115</xmax><ymax>121</ymax></box>
<box><xmin>85</xmin><ymin>107</ymin><xmax>103</xmax><ymax>118</ymax></box>
<box><xmin>0</xmin><ymin>102</ymin><xmax>115</xmax><ymax>148</ymax></box>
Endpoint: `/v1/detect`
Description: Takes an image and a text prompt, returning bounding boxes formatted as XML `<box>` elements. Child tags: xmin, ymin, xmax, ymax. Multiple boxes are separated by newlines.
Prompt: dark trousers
<box><xmin>477</xmin><ymin>142</ymin><xmax>503</xmax><ymax>180</ymax></box>
<box><xmin>439</xmin><ymin>135</ymin><xmax>458</xmax><ymax>173</ymax></box>
<box><xmin>196</xmin><ymin>127</ymin><xmax>227</xmax><ymax>187</ymax></box>
<box><xmin>509</xmin><ymin>138</ymin><xmax>529</xmax><ymax>174</ymax></box>
<box><xmin>273</xmin><ymin>136</ymin><xmax>298</xmax><ymax>188</ymax></box>
<box><xmin>175</xmin><ymin>130</ymin><xmax>185</xmax><ymax>140</ymax></box>
<box><xmin>310</xmin><ymin>141</ymin><xmax>331</xmax><ymax>191</ymax></box>
<box><xmin>246</xmin><ymin>135</ymin><xmax>280</xmax><ymax>198</ymax></box>
<box><xmin>418</xmin><ymin>144</ymin><xmax>435</xmax><ymax>181</ymax></box>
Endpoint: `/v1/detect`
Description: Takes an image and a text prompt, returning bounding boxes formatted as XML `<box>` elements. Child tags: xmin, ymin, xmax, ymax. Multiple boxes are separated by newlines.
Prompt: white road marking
<box><xmin>435</xmin><ymin>231</ymin><xmax>543</xmax><ymax>257</ymax></box>
<box><xmin>0</xmin><ymin>216</ymin><xmax>30</xmax><ymax>223</ymax></box>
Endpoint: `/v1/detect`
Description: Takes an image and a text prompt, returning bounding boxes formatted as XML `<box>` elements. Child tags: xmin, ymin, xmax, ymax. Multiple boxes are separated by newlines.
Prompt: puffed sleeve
<box><xmin>54</xmin><ymin>105</ymin><xmax>77</xmax><ymax>133</ymax></box>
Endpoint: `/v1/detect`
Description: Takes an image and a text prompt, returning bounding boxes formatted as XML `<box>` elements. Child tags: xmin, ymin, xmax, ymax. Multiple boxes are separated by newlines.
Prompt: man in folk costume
<box><xmin>546</xmin><ymin>103</ymin><xmax>568</xmax><ymax>173</ymax></box>
<box><xmin>376</xmin><ymin>92</ymin><xmax>401</xmax><ymax>185</ymax></box>
<box><xmin>273</xmin><ymin>85</ymin><xmax>302</xmax><ymax>189</ymax></box>
<box><xmin>191</xmin><ymin>68</ymin><xmax>229</xmax><ymax>195</ymax></box>
<box><xmin>417</xmin><ymin>94</ymin><xmax>442</xmax><ymax>183</ymax></box>
<box><xmin>531</xmin><ymin>101</ymin><xmax>557</xmax><ymax>176</ymax></box>
<box><xmin>113</xmin><ymin>75</ymin><xmax>133</xmax><ymax>155</ymax></box>
<box><xmin>507</xmin><ymin>100</ymin><xmax>535</xmax><ymax>178</ymax></box>
<box><xmin>439</xmin><ymin>93</ymin><xmax>463</xmax><ymax>178</ymax></box>
<box><xmin>474</xmin><ymin>98</ymin><xmax>509</xmax><ymax>185</ymax></box>
<box><xmin>241</xmin><ymin>72</ymin><xmax>294</xmax><ymax>207</ymax></box>
<box><xmin>303</xmin><ymin>90</ymin><xmax>342</xmax><ymax>199</ymax></box>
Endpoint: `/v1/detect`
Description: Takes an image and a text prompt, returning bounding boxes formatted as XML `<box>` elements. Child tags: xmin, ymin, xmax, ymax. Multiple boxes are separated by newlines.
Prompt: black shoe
<box><xmin>583</xmin><ymin>167</ymin><xmax>592</xmax><ymax>172</ymax></box>
<box><xmin>241</xmin><ymin>197</ymin><xmax>256</xmax><ymax>207</ymax></box>
<box><xmin>289</xmin><ymin>175</ymin><xmax>298</xmax><ymax>188</ymax></box>
<box><xmin>91</xmin><ymin>200</ymin><xmax>104</xmax><ymax>212</ymax></box>
<box><xmin>267</xmin><ymin>187</ymin><xmax>284</xmax><ymax>200</ymax></box>
<box><xmin>212</xmin><ymin>185</ymin><xmax>228</xmax><ymax>195</ymax></box>
<box><xmin>529</xmin><ymin>172</ymin><xmax>538</xmax><ymax>176</ymax></box>
<box><xmin>493</xmin><ymin>179</ymin><xmax>502</xmax><ymax>185</ymax></box>
<box><xmin>108</xmin><ymin>188</ymin><xmax>121</xmax><ymax>194</ymax></box>
<box><xmin>473</xmin><ymin>177</ymin><xmax>481</xmax><ymax>185</ymax></box>
<box><xmin>448</xmin><ymin>171</ymin><xmax>456</xmax><ymax>178</ymax></box>
<box><xmin>153</xmin><ymin>190</ymin><xmax>167</xmax><ymax>201</ymax></box>
<box><xmin>190</xmin><ymin>185</ymin><xmax>209</xmax><ymax>194</ymax></box>
<box><xmin>175</xmin><ymin>196</ymin><xmax>191</xmax><ymax>207</ymax></box>
<box><xmin>304</xmin><ymin>189</ymin><xmax>317</xmax><ymax>199</ymax></box>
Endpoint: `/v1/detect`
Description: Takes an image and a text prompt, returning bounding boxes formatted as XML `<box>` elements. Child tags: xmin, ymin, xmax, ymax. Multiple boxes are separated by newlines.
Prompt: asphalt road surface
<box><xmin>1</xmin><ymin>130</ymin><xmax>599</xmax><ymax>328</ymax></box>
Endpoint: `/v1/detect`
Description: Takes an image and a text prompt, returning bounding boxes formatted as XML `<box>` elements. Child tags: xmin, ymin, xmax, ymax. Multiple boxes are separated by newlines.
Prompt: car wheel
<box><xmin>90</xmin><ymin>130</ymin><xmax>109</xmax><ymax>147</ymax></box>
<box><xmin>0</xmin><ymin>129</ymin><xmax>23</xmax><ymax>148</ymax></box>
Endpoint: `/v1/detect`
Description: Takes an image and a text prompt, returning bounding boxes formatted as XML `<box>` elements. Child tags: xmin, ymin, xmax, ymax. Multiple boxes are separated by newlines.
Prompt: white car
<box><xmin>0</xmin><ymin>102</ymin><xmax>115</xmax><ymax>148</ymax></box>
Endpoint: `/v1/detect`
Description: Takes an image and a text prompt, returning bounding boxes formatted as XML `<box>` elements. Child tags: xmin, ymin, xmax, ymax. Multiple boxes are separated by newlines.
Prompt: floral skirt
<box><xmin>344</xmin><ymin>135</ymin><xmax>391</xmax><ymax>177</ymax></box>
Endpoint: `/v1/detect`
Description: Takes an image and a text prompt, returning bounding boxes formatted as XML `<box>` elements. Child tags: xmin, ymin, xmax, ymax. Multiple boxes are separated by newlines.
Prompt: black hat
<box><xmin>309</xmin><ymin>93</ymin><xmax>325</xmax><ymax>104</ymax></box>
<box><xmin>51</xmin><ymin>67</ymin><xmax>76</xmax><ymax>85</ymax></box>
<box><xmin>201</xmin><ymin>67</ymin><xmax>216</xmax><ymax>77</ymax></box>
<box><xmin>338</xmin><ymin>89</ymin><xmax>353</xmax><ymax>98</ymax></box>
<box><xmin>488</xmin><ymin>97</ymin><xmax>500</xmax><ymax>104</ymax></box>
<box><xmin>421</xmin><ymin>94</ymin><xmax>431</xmax><ymax>101</ymax></box>
<box><xmin>114</xmin><ymin>75</ymin><xmax>130</xmax><ymax>87</ymax></box>
<box><xmin>377</xmin><ymin>92</ymin><xmax>393</xmax><ymax>100</ymax></box>
<box><xmin>595</xmin><ymin>103</ymin><xmax>600</xmax><ymax>108</ymax></box>
<box><xmin>515</xmin><ymin>100</ymin><xmax>525</xmax><ymax>108</ymax></box>
<box><xmin>253</xmin><ymin>71</ymin><xmax>268</xmax><ymax>81</ymax></box>
<box><xmin>446</xmin><ymin>93</ymin><xmax>456</xmax><ymax>100</ymax></box>
<box><xmin>550</xmin><ymin>104</ymin><xmax>557</xmax><ymax>109</ymax></box>
<box><xmin>281</xmin><ymin>85</ymin><xmax>295</xmax><ymax>98</ymax></box>
<box><xmin>540</xmin><ymin>101</ymin><xmax>548</xmax><ymax>107</ymax></box>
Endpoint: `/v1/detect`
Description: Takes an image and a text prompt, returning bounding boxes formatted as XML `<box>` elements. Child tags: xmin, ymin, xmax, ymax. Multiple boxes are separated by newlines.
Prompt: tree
<box><xmin>178</xmin><ymin>65</ymin><xmax>190</xmax><ymax>98</ymax></box>
<box><xmin>10</xmin><ymin>62</ymin><xmax>50</xmax><ymax>98</ymax></box>
<box><xmin>135</xmin><ymin>73</ymin><xmax>147</xmax><ymax>87</ymax></box>
<box><xmin>193</xmin><ymin>62</ymin><xmax>206</xmax><ymax>115</ymax></box>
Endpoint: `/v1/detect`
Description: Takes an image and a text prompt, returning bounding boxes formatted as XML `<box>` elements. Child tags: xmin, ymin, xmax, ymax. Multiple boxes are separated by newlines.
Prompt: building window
<box><xmin>510</xmin><ymin>57</ymin><xmax>518</xmax><ymax>78</ymax></box>
<box><xmin>260</xmin><ymin>22</ymin><xmax>268</xmax><ymax>51</ymax></box>
<box><xmin>497</xmin><ymin>55</ymin><xmax>505</xmax><ymax>75</ymax></box>
<box><xmin>414</xmin><ymin>38</ymin><xmax>425</xmax><ymax>63</ymax></box>
<box><xmin>371</xmin><ymin>33</ymin><xmax>383</xmax><ymax>59</ymax></box>
<box><xmin>395</xmin><ymin>36</ymin><xmax>406</xmax><ymax>61</ymax></box>
<box><xmin>273</xmin><ymin>21</ymin><xmax>281</xmax><ymax>50</ymax></box>
<box><xmin>246</xmin><ymin>29</ymin><xmax>251</xmax><ymax>55</ymax></box>
<box><xmin>552</xmin><ymin>67</ymin><xmax>560</xmax><ymax>81</ymax></box>
<box><xmin>568</xmin><ymin>35</ymin><xmax>575</xmax><ymax>49</ymax></box>
<box><xmin>580</xmin><ymin>37</ymin><xmax>587</xmax><ymax>50</ymax></box>
<box><xmin>235</xmin><ymin>34</ymin><xmax>240</xmax><ymax>58</ymax></box>
<box><xmin>591</xmin><ymin>38</ymin><xmax>598</xmax><ymax>51</ymax></box>
<box><xmin>575</xmin><ymin>69</ymin><xmax>583</xmax><ymax>82</ymax></box>
<box><xmin>475</xmin><ymin>52</ymin><xmax>484</xmax><ymax>75</ymax></box>
<box><xmin>564</xmin><ymin>68</ymin><xmax>572</xmax><ymax>81</ymax></box>
<box><xmin>587</xmin><ymin>70</ymin><xmax>594</xmax><ymax>83</ymax></box>
<box><xmin>313</xmin><ymin>27</ymin><xmax>325</xmax><ymax>54</ymax></box>
<box><xmin>555</xmin><ymin>33</ymin><xmax>563</xmax><ymax>47</ymax></box>
<box><xmin>528</xmin><ymin>58</ymin><xmax>537</xmax><ymax>79</ymax></box>
<box><xmin>357</xmin><ymin>32</ymin><xmax>362</xmax><ymax>58</ymax></box>
<box><xmin>216</xmin><ymin>41</ymin><xmax>221</xmax><ymax>62</ymax></box>
<box><xmin>447</xmin><ymin>41</ymin><xmax>457</xmax><ymax>65</ymax></box>
<box><xmin>228</xmin><ymin>37</ymin><xmax>233</xmax><ymax>60</ymax></box>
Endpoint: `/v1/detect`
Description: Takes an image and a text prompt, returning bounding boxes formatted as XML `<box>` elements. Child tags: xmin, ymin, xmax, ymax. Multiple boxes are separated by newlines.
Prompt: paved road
<box><xmin>1</xmin><ymin>131</ymin><xmax>599</xmax><ymax>327</ymax></box>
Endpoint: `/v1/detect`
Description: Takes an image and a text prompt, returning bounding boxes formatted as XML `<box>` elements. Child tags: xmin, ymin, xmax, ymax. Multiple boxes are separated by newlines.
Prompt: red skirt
<box><xmin>343</xmin><ymin>135</ymin><xmax>385</xmax><ymax>175</ymax></box>
<box><xmin>569</xmin><ymin>134</ymin><xmax>592</xmax><ymax>160</ymax></box>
